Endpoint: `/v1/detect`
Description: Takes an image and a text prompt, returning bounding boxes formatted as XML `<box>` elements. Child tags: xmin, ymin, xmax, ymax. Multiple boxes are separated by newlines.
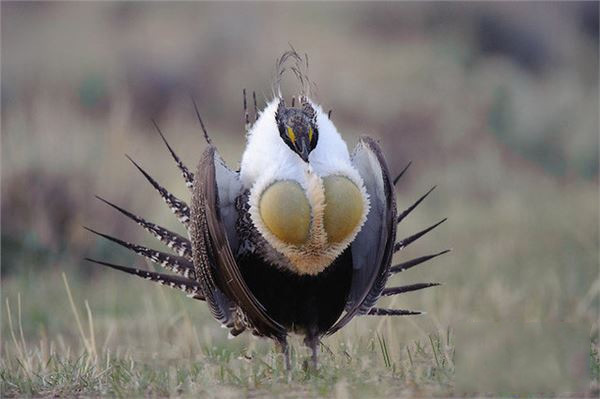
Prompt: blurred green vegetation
<box><xmin>1</xmin><ymin>2</ymin><xmax>598</xmax><ymax>397</ymax></box>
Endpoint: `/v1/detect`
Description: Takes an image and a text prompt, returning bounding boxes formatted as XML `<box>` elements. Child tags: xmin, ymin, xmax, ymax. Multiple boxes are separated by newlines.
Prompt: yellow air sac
<box><xmin>323</xmin><ymin>176</ymin><xmax>364</xmax><ymax>243</ymax></box>
<box><xmin>259</xmin><ymin>181</ymin><xmax>311</xmax><ymax>245</ymax></box>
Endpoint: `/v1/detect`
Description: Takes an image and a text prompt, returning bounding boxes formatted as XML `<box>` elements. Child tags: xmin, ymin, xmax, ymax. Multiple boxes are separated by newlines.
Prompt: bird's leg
<box><xmin>304</xmin><ymin>331</ymin><xmax>319</xmax><ymax>370</ymax></box>
<box><xmin>284</xmin><ymin>341</ymin><xmax>291</xmax><ymax>371</ymax></box>
<box><xmin>277</xmin><ymin>338</ymin><xmax>291</xmax><ymax>371</ymax></box>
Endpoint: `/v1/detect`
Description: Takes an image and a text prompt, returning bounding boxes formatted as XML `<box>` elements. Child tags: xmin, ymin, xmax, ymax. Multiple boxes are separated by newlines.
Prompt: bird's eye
<box><xmin>287</xmin><ymin>127</ymin><xmax>296</xmax><ymax>144</ymax></box>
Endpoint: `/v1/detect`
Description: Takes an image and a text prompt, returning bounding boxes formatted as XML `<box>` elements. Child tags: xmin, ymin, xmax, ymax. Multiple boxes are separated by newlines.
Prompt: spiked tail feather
<box><xmin>94</xmin><ymin>196</ymin><xmax>192</xmax><ymax>260</ymax></box>
<box><xmin>243</xmin><ymin>89</ymin><xmax>251</xmax><ymax>133</ymax></box>
<box><xmin>252</xmin><ymin>91</ymin><xmax>258</xmax><ymax>122</ymax></box>
<box><xmin>394</xmin><ymin>218</ymin><xmax>447</xmax><ymax>253</ymax></box>
<box><xmin>84</xmin><ymin>227</ymin><xmax>195</xmax><ymax>279</ymax></box>
<box><xmin>191</xmin><ymin>96</ymin><xmax>212</xmax><ymax>145</ymax></box>
<box><xmin>153</xmin><ymin>120</ymin><xmax>195</xmax><ymax>189</ymax></box>
<box><xmin>85</xmin><ymin>258</ymin><xmax>204</xmax><ymax>300</ymax></box>
<box><xmin>381</xmin><ymin>282</ymin><xmax>440</xmax><ymax>296</ymax></box>
<box><xmin>125</xmin><ymin>155</ymin><xmax>191</xmax><ymax>227</ymax></box>
<box><xmin>366</xmin><ymin>308</ymin><xmax>422</xmax><ymax>316</ymax></box>
<box><xmin>390</xmin><ymin>249</ymin><xmax>450</xmax><ymax>274</ymax></box>
<box><xmin>397</xmin><ymin>186</ymin><xmax>436</xmax><ymax>224</ymax></box>
<box><xmin>393</xmin><ymin>161</ymin><xmax>412</xmax><ymax>186</ymax></box>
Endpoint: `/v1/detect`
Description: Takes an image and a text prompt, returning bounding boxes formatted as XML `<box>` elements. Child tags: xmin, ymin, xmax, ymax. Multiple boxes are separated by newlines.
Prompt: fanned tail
<box><xmin>363</xmin><ymin>161</ymin><xmax>448</xmax><ymax>319</ymax></box>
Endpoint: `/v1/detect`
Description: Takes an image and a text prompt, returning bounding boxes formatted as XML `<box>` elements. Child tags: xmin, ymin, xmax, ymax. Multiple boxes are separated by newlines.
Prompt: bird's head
<box><xmin>274</xmin><ymin>97</ymin><xmax>319</xmax><ymax>163</ymax></box>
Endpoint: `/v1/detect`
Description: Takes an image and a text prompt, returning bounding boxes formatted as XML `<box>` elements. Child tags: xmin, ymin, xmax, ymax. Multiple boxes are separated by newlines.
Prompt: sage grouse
<box><xmin>86</xmin><ymin>52</ymin><xmax>448</xmax><ymax>368</ymax></box>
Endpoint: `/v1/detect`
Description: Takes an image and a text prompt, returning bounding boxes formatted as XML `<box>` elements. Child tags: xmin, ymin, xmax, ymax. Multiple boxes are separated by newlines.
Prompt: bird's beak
<box><xmin>297</xmin><ymin>137</ymin><xmax>310</xmax><ymax>163</ymax></box>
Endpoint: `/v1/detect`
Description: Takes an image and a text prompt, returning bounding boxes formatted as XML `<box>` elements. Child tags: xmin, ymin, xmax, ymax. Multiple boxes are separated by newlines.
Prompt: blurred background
<box><xmin>2</xmin><ymin>1</ymin><xmax>598</xmax><ymax>395</ymax></box>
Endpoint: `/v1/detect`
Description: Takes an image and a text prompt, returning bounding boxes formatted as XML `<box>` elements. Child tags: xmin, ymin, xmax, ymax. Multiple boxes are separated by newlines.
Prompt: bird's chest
<box><xmin>243</xmin><ymin>168</ymin><xmax>368</xmax><ymax>276</ymax></box>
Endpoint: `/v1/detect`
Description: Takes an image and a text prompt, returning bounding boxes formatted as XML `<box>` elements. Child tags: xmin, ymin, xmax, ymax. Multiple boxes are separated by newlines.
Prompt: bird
<box><xmin>85</xmin><ymin>50</ymin><xmax>449</xmax><ymax>369</ymax></box>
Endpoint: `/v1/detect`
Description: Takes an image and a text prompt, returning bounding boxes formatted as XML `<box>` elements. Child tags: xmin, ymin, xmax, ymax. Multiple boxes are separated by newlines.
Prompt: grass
<box><xmin>2</xmin><ymin>238</ymin><xmax>597</xmax><ymax>398</ymax></box>
<box><xmin>1</xmin><ymin>336</ymin><xmax>453</xmax><ymax>398</ymax></box>
<box><xmin>1</xmin><ymin>273</ymin><xmax>454</xmax><ymax>397</ymax></box>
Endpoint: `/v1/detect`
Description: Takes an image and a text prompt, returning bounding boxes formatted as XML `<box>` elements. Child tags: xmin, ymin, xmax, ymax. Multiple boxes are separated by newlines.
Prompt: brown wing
<box><xmin>190</xmin><ymin>146</ymin><xmax>287</xmax><ymax>341</ymax></box>
<box><xmin>327</xmin><ymin>136</ymin><xmax>397</xmax><ymax>334</ymax></box>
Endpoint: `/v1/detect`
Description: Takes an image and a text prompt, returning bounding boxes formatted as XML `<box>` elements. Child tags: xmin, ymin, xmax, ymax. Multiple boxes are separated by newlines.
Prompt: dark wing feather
<box><xmin>189</xmin><ymin>156</ymin><xmax>234</xmax><ymax>326</ymax></box>
<box><xmin>327</xmin><ymin>137</ymin><xmax>397</xmax><ymax>334</ymax></box>
<box><xmin>190</xmin><ymin>146</ymin><xmax>287</xmax><ymax>341</ymax></box>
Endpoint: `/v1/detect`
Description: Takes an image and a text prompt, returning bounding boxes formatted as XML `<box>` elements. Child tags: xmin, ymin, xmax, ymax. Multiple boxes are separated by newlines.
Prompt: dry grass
<box><xmin>1</xmin><ymin>273</ymin><xmax>454</xmax><ymax>397</ymax></box>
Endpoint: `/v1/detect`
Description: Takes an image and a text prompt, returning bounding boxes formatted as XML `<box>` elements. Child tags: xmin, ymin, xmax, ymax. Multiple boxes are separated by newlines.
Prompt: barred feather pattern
<box><xmin>88</xmin><ymin>127</ymin><xmax>209</xmax><ymax>308</ymax></box>
<box><xmin>154</xmin><ymin>123</ymin><xmax>195</xmax><ymax>189</ymax></box>
<box><xmin>126</xmin><ymin>155</ymin><xmax>191</xmax><ymax>227</ymax></box>
<box><xmin>84</xmin><ymin>227</ymin><xmax>195</xmax><ymax>279</ymax></box>
<box><xmin>367</xmin><ymin>308</ymin><xmax>421</xmax><ymax>316</ymax></box>
<box><xmin>85</xmin><ymin>258</ymin><xmax>204</xmax><ymax>300</ymax></box>
<box><xmin>95</xmin><ymin>196</ymin><xmax>193</xmax><ymax>260</ymax></box>
<box><xmin>138</xmin><ymin>269</ymin><xmax>203</xmax><ymax>298</ymax></box>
